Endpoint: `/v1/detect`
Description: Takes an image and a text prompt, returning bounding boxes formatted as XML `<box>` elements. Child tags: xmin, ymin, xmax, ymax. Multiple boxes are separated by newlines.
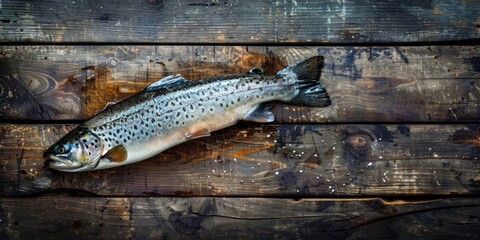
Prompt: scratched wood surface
<box><xmin>0</xmin><ymin>0</ymin><xmax>479</xmax><ymax>43</ymax></box>
<box><xmin>1</xmin><ymin>45</ymin><xmax>479</xmax><ymax>122</ymax></box>
<box><xmin>1</xmin><ymin>196</ymin><xmax>479</xmax><ymax>239</ymax></box>
<box><xmin>1</xmin><ymin>123</ymin><xmax>479</xmax><ymax>197</ymax></box>
<box><xmin>1</xmin><ymin>0</ymin><xmax>479</xmax><ymax>239</ymax></box>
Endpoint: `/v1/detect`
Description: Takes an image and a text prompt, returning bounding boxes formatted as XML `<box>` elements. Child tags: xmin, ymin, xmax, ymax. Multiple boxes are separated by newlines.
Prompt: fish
<box><xmin>43</xmin><ymin>56</ymin><xmax>331</xmax><ymax>172</ymax></box>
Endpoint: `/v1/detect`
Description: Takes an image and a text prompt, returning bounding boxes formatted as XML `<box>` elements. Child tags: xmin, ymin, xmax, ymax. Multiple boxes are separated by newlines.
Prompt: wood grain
<box><xmin>1</xmin><ymin>123</ymin><xmax>479</xmax><ymax>197</ymax></box>
<box><xmin>1</xmin><ymin>196</ymin><xmax>479</xmax><ymax>239</ymax></box>
<box><xmin>1</xmin><ymin>45</ymin><xmax>479</xmax><ymax>122</ymax></box>
<box><xmin>0</xmin><ymin>0</ymin><xmax>478</xmax><ymax>43</ymax></box>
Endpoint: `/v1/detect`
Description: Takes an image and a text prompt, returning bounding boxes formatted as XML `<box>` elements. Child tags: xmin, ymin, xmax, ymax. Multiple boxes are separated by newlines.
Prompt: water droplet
<box><xmin>299</xmin><ymin>170</ymin><xmax>303</xmax><ymax>173</ymax></box>
<box><xmin>275</xmin><ymin>171</ymin><xmax>279</xmax><ymax>175</ymax></box>
<box><xmin>233</xmin><ymin>158</ymin><xmax>237</xmax><ymax>162</ymax></box>
<box><xmin>367</xmin><ymin>162</ymin><xmax>373</xmax><ymax>167</ymax></box>
<box><xmin>378</xmin><ymin>156</ymin><xmax>383</xmax><ymax>159</ymax></box>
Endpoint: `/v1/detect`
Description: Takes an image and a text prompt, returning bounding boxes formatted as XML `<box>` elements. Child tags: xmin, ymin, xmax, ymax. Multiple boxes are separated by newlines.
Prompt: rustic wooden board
<box><xmin>0</xmin><ymin>0</ymin><xmax>479</xmax><ymax>43</ymax></box>
<box><xmin>1</xmin><ymin>45</ymin><xmax>479</xmax><ymax>122</ymax></box>
<box><xmin>1</xmin><ymin>196</ymin><xmax>479</xmax><ymax>239</ymax></box>
<box><xmin>1</xmin><ymin>123</ymin><xmax>479</xmax><ymax>197</ymax></box>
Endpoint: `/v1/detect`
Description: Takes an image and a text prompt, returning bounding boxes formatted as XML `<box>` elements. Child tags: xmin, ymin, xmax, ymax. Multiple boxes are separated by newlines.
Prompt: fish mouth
<box><xmin>44</xmin><ymin>155</ymin><xmax>82</xmax><ymax>171</ymax></box>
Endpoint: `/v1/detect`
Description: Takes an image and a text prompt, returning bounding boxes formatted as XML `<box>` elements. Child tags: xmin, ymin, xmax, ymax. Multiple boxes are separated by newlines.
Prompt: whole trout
<box><xmin>44</xmin><ymin>56</ymin><xmax>331</xmax><ymax>171</ymax></box>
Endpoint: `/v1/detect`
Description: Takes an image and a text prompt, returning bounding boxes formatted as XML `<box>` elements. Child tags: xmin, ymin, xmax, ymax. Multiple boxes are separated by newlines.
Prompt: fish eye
<box><xmin>54</xmin><ymin>144</ymin><xmax>71</xmax><ymax>154</ymax></box>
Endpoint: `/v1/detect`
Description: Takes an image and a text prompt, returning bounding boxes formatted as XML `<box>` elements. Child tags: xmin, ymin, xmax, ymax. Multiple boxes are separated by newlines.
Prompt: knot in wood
<box><xmin>347</xmin><ymin>134</ymin><xmax>371</xmax><ymax>150</ymax></box>
<box><xmin>107</xmin><ymin>57</ymin><xmax>118</xmax><ymax>68</ymax></box>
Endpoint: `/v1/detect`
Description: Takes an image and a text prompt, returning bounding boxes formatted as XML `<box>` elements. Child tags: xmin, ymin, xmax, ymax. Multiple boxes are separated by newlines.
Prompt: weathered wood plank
<box><xmin>1</xmin><ymin>45</ymin><xmax>479</xmax><ymax>122</ymax></box>
<box><xmin>1</xmin><ymin>123</ymin><xmax>479</xmax><ymax>196</ymax></box>
<box><xmin>0</xmin><ymin>0</ymin><xmax>478</xmax><ymax>43</ymax></box>
<box><xmin>1</xmin><ymin>196</ymin><xmax>479</xmax><ymax>239</ymax></box>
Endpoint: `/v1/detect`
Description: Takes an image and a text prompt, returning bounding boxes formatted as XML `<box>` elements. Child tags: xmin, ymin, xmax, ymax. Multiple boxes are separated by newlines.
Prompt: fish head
<box><xmin>44</xmin><ymin>128</ymin><xmax>104</xmax><ymax>172</ymax></box>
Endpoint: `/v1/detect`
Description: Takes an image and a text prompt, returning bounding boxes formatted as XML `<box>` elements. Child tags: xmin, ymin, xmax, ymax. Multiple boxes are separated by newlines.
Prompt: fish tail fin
<box><xmin>279</xmin><ymin>56</ymin><xmax>331</xmax><ymax>107</ymax></box>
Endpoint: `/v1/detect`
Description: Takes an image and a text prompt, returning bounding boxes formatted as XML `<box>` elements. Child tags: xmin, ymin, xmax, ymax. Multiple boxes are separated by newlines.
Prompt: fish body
<box><xmin>44</xmin><ymin>56</ymin><xmax>331</xmax><ymax>172</ymax></box>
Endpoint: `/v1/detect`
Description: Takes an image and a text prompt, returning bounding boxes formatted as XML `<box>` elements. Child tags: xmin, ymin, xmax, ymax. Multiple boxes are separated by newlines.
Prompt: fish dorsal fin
<box><xmin>247</xmin><ymin>67</ymin><xmax>264</xmax><ymax>76</ymax></box>
<box><xmin>243</xmin><ymin>103</ymin><xmax>275</xmax><ymax>123</ymax></box>
<box><xmin>103</xmin><ymin>145</ymin><xmax>128</xmax><ymax>163</ymax></box>
<box><xmin>145</xmin><ymin>74</ymin><xmax>188</xmax><ymax>91</ymax></box>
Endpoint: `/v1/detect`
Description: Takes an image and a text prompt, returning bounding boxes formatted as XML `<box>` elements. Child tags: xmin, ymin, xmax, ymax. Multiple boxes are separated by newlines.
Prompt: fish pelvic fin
<box><xmin>279</xmin><ymin>56</ymin><xmax>331</xmax><ymax>107</ymax></box>
<box><xmin>186</xmin><ymin>128</ymin><xmax>211</xmax><ymax>140</ymax></box>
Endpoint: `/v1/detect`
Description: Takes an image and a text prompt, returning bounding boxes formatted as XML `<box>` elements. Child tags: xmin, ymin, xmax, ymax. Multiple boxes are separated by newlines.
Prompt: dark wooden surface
<box><xmin>1</xmin><ymin>45</ymin><xmax>479</xmax><ymax>122</ymax></box>
<box><xmin>1</xmin><ymin>123</ymin><xmax>479</xmax><ymax>197</ymax></box>
<box><xmin>1</xmin><ymin>196</ymin><xmax>479</xmax><ymax>239</ymax></box>
<box><xmin>1</xmin><ymin>1</ymin><xmax>479</xmax><ymax>238</ymax></box>
<box><xmin>0</xmin><ymin>0</ymin><xmax>479</xmax><ymax>43</ymax></box>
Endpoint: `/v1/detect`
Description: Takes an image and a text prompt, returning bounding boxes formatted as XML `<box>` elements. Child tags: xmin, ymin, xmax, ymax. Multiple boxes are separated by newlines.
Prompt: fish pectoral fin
<box><xmin>103</xmin><ymin>145</ymin><xmax>128</xmax><ymax>163</ymax></box>
<box><xmin>186</xmin><ymin>128</ymin><xmax>211</xmax><ymax>140</ymax></box>
<box><xmin>144</xmin><ymin>74</ymin><xmax>188</xmax><ymax>91</ymax></box>
<box><xmin>242</xmin><ymin>103</ymin><xmax>275</xmax><ymax>123</ymax></box>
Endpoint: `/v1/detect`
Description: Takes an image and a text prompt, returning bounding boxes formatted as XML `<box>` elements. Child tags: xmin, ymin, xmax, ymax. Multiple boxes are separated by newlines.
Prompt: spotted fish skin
<box><xmin>44</xmin><ymin>56</ymin><xmax>331</xmax><ymax>172</ymax></box>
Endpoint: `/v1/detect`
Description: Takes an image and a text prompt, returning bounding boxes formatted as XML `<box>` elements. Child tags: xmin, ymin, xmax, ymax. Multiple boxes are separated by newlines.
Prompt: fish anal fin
<box><xmin>243</xmin><ymin>103</ymin><xmax>275</xmax><ymax>123</ymax></box>
<box><xmin>103</xmin><ymin>145</ymin><xmax>128</xmax><ymax>163</ymax></box>
<box><xmin>186</xmin><ymin>128</ymin><xmax>211</xmax><ymax>140</ymax></box>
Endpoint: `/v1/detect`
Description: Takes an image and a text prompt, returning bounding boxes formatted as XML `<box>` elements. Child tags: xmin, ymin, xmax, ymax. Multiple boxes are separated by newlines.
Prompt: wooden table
<box><xmin>1</xmin><ymin>0</ymin><xmax>479</xmax><ymax>239</ymax></box>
